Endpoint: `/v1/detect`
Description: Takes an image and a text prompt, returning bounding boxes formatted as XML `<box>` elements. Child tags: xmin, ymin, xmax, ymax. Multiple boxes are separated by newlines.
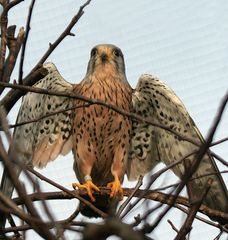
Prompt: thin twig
<box><xmin>209</xmin><ymin>150</ymin><xmax>228</xmax><ymax>167</ymax></box>
<box><xmin>140</xmin><ymin>92</ymin><xmax>228</xmax><ymax>234</ymax></box>
<box><xmin>0</xmin><ymin>66</ymin><xmax>48</xmax><ymax>113</ymax></box>
<box><xmin>1</xmin><ymin>0</ymin><xmax>92</xmax><ymax>114</ymax></box>
<box><xmin>29</xmin><ymin>0</ymin><xmax>92</xmax><ymax>74</ymax></box>
<box><xmin>0</xmin><ymin>137</ymin><xmax>55</xmax><ymax>239</ymax></box>
<box><xmin>0</xmin><ymin>81</ymin><xmax>202</xmax><ymax>147</ymax></box>
<box><xmin>0</xmin><ymin>0</ymin><xmax>24</xmax><ymax>81</ymax></box>
<box><xmin>174</xmin><ymin>178</ymin><xmax>213</xmax><ymax>240</ymax></box>
<box><xmin>0</xmin><ymin>103</ymin><xmax>91</xmax><ymax>131</ymax></box>
<box><xmin>121</xmin><ymin>151</ymin><xmax>198</xmax><ymax>220</ymax></box>
<box><xmin>18</xmin><ymin>0</ymin><xmax>36</xmax><ymax>84</ymax></box>
<box><xmin>2</xmin><ymin>220</ymin><xmax>87</xmax><ymax>234</ymax></box>
<box><xmin>210</xmin><ymin>137</ymin><xmax>228</xmax><ymax>147</ymax></box>
<box><xmin>117</xmin><ymin>176</ymin><xmax>143</xmax><ymax>217</ymax></box>
<box><xmin>213</xmin><ymin>231</ymin><xmax>223</xmax><ymax>240</ymax></box>
<box><xmin>27</xmin><ymin>167</ymin><xmax>107</xmax><ymax>218</ymax></box>
<box><xmin>2</xmin><ymin>26</ymin><xmax>25</xmax><ymax>84</ymax></box>
<box><xmin>167</xmin><ymin>220</ymin><xmax>179</xmax><ymax>233</ymax></box>
<box><xmin>175</xmin><ymin>204</ymin><xmax>225</xmax><ymax>231</ymax></box>
<box><xmin>11</xmin><ymin>188</ymin><xmax>228</xmax><ymax>224</ymax></box>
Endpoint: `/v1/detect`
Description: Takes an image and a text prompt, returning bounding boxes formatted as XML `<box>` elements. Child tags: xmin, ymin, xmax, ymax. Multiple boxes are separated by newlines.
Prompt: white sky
<box><xmin>0</xmin><ymin>0</ymin><xmax>228</xmax><ymax>239</ymax></box>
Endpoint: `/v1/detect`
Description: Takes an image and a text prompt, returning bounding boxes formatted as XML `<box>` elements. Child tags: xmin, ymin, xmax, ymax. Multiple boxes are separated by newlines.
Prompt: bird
<box><xmin>0</xmin><ymin>44</ymin><xmax>227</xmax><ymax>227</ymax></box>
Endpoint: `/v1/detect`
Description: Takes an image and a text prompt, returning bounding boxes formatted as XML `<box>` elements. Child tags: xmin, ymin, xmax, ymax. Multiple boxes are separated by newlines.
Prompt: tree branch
<box><xmin>0</xmin><ymin>81</ymin><xmax>202</xmax><ymax>146</ymax></box>
<box><xmin>0</xmin><ymin>0</ymin><xmax>92</xmax><ymax>114</ymax></box>
<box><xmin>174</xmin><ymin>178</ymin><xmax>213</xmax><ymax>240</ymax></box>
<box><xmin>10</xmin><ymin>188</ymin><xmax>228</xmax><ymax>224</ymax></box>
<box><xmin>29</xmin><ymin>0</ymin><xmax>91</xmax><ymax>74</ymax></box>
<box><xmin>141</xmin><ymin>92</ymin><xmax>228</xmax><ymax>233</ymax></box>
<box><xmin>0</xmin><ymin>66</ymin><xmax>48</xmax><ymax>113</ymax></box>
<box><xmin>18</xmin><ymin>0</ymin><xmax>36</xmax><ymax>84</ymax></box>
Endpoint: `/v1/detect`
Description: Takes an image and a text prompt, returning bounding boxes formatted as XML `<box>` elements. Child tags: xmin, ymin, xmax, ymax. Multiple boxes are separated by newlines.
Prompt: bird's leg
<box><xmin>107</xmin><ymin>126</ymin><xmax>129</xmax><ymax>200</ymax></box>
<box><xmin>72</xmin><ymin>177</ymin><xmax>100</xmax><ymax>202</ymax></box>
<box><xmin>107</xmin><ymin>172</ymin><xmax>123</xmax><ymax>200</ymax></box>
<box><xmin>107</xmin><ymin>144</ymin><xmax>126</xmax><ymax>200</ymax></box>
<box><xmin>72</xmin><ymin>146</ymin><xmax>100</xmax><ymax>202</ymax></box>
<box><xmin>72</xmin><ymin>175</ymin><xmax>100</xmax><ymax>202</ymax></box>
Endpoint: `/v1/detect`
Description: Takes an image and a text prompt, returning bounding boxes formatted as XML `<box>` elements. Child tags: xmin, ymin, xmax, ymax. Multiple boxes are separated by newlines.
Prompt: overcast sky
<box><xmin>1</xmin><ymin>0</ymin><xmax>228</xmax><ymax>239</ymax></box>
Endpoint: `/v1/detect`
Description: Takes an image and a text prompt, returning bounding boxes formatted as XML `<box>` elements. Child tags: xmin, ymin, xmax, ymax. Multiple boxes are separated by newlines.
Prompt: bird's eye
<box><xmin>91</xmin><ymin>48</ymin><xmax>97</xmax><ymax>57</ymax></box>
<box><xmin>113</xmin><ymin>49</ymin><xmax>120</xmax><ymax>57</ymax></box>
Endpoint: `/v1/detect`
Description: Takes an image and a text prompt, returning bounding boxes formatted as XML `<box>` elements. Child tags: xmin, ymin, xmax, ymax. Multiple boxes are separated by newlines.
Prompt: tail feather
<box><xmin>0</xmin><ymin>164</ymin><xmax>21</xmax><ymax>229</ymax></box>
<box><xmin>79</xmin><ymin>194</ymin><xmax>118</xmax><ymax>218</ymax></box>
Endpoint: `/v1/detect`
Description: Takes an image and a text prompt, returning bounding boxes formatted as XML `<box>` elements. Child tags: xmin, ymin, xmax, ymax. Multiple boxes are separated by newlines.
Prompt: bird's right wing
<box><xmin>0</xmin><ymin>63</ymin><xmax>74</xmax><ymax>228</ymax></box>
<box><xmin>12</xmin><ymin>62</ymin><xmax>74</xmax><ymax>168</ymax></box>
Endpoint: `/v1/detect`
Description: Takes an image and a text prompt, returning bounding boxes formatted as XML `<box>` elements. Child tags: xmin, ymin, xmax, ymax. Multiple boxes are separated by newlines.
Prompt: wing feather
<box><xmin>12</xmin><ymin>62</ymin><xmax>74</xmax><ymax>168</ymax></box>
<box><xmin>1</xmin><ymin>63</ymin><xmax>74</xmax><ymax>227</ymax></box>
<box><xmin>128</xmin><ymin>74</ymin><xmax>228</xmax><ymax>215</ymax></box>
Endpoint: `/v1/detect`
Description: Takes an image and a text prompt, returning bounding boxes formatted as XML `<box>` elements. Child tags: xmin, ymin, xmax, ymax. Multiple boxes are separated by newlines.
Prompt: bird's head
<box><xmin>86</xmin><ymin>44</ymin><xmax>128</xmax><ymax>83</ymax></box>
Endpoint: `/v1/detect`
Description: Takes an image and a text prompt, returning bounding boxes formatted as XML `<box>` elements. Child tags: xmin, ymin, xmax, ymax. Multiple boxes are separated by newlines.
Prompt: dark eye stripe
<box><xmin>91</xmin><ymin>48</ymin><xmax>97</xmax><ymax>57</ymax></box>
<box><xmin>113</xmin><ymin>48</ymin><xmax>123</xmax><ymax>57</ymax></box>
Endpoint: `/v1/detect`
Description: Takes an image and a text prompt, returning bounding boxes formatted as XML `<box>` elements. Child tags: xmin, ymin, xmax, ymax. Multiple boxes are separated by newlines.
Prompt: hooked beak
<box><xmin>100</xmin><ymin>52</ymin><xmax>108</xmax><ymax>63</ymax></box>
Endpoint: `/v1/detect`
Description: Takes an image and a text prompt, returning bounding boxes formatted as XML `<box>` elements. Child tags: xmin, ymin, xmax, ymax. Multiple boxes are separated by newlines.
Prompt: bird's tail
<box><xmin>0</xmin><ymin>164</ymin><xmax>21</xmax><ymax>230</ymax></box>
<box><xmin>79</xmin><ymin>194</ymin><xmax>118</xmax><ymax>218</ymax></box>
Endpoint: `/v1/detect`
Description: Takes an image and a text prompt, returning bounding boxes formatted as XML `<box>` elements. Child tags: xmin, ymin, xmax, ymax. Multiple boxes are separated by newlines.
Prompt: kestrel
<box><xmin>1</xmin><ymin>44</ymin><xmax>227</xmax><ymax>226</ymax></box>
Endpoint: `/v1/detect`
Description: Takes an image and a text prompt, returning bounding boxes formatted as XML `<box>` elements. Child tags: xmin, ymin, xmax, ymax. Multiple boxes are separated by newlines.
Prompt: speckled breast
<box><xmin>73</xmin><ymin>77</ymin><xmax>132</xmax><ymax>185</ymax></box>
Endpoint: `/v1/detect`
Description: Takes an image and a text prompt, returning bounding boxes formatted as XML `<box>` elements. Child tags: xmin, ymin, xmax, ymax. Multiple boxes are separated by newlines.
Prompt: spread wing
<box><xmin>0</xmin><ymin>62</ymin><xmax>74</xmax><ymax>227</ymax></box>
<box><xmin>128</xmin><ymin>74</ymin><xmax>228</xmax><ymax>214</ymax></box>
<box><xmin>12</xmin><ymin>62</ymin><xmax>74</xmax><ymax>168</ymax></box>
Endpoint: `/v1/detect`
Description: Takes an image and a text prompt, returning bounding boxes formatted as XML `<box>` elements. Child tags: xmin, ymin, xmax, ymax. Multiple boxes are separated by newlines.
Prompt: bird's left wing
<box><xmin>128</xmin><ymin>74</ymin><xmax>228</xmax><ymax>215</ymax></box>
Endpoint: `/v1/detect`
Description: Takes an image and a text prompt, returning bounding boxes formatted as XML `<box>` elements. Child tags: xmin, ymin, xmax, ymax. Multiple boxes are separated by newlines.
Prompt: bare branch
<box><xmin>2</xmin><ymin>26</ymin><xmax>25</xmax><ymax>84</ymax></box>
<box><xmin>0</xmin><ymin>81</ymin><xmax>202</xmax><ymax>146</ymax></box>
<box><xmin>0</xmin><ymin>103</ymin><xmax>91</xmax><ymax>130</ymax></box>
<box><xmin>117</xmin><ymin>176</ymin><xmax>143</xmax><ymax>217</ymax></box>
<box><xmin>29</xmin><ymin>0</ymin><xmax>92</xmax><ymax>74</ymax></box>
<box><xmin>18</xmin><ymin>0</ymin><xmax>36</xmax><ymax>84</ymax></box>
<box><xmin>0</xmin><ymin>0</ymin><xmax>24</xmax><ymax>82</ymax></box>
<box><xmin>27</xmin><ymin>167</ymin><xmax>107</xmax><ymax>218</ymax></box>
<box><xmin>209</xmin><ymin>150</ymin><xmax>228</xmax><ymax>167</ymax></box>
<box><xmin>0</xmin><ymin>66</ymin><xmax>48</xmax><ymax>113</ymax></box>
<box><xmin>0</xmin><ymin>131</ymin><xmax>55</xmax><ymax>239</ymax></box>
<box><xmin>174</xmin><ymin>178</ymin><xmax>213</xmax><ymax>240</ymax></box>
<box><xmin>210</xmin><ymin>137</ymin><xmax>228</xmax><ymax>147</ymax></box>
<box><xmin>140</xmin><ymin>92</ymin><xmax>228</xmax><ymax>234</ymax></box>
<box><xmin>11</xmin><ymin>187</ymin><xmax>228</xmax><ymax>224</ymax></box>
<box><xmin>0</xmin><ymin>0</ymin><xmax>92</xmax><ymax>114</ymax></box>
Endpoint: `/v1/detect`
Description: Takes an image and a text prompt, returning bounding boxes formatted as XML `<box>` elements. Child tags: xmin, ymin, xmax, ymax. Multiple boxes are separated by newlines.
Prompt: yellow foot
<box><xmin>72</xmin><ymin>180</ymin><xmax>100</xmax><ymax>202</ymax></box>
<box><xmin>107</xmin><ymin>177</ymin><xmax>123</xmax><ymax>200</ymax></box>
